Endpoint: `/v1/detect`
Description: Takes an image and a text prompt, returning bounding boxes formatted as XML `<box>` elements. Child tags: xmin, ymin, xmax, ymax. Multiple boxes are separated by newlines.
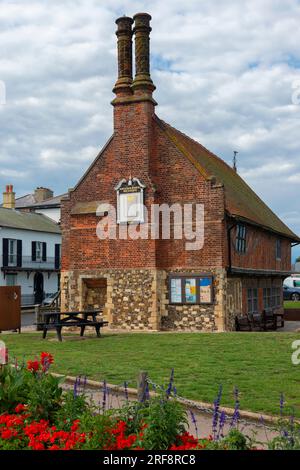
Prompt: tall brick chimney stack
<box><xmin>113</xmin><ymin>16</ymin><xmax>134</xmax><ymax>99</ymax></box>
<box><xmin>132</xmin><ymin>13</ymin><xmax>156</xmax><ymax>100</ymax></box>
<box><xmin>111</xmin><ymin>12</ymin><xmax>157</xmax><ymax>191</ymax></box>
<box><xmin>3</xmin><ymin>184</ymin><xmax>15</xmax><ymax>209</ymax></box>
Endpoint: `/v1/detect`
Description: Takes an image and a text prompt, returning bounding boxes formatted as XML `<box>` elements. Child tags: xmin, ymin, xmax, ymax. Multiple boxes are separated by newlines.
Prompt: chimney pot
<box><xmin>113</xmin><ymin>16</ymin><xmax>134</xmax><ymax>98</ymax></box>
<box><xmin>132</xmin><ymin>13</ymin><xmax>155</xmax><ymax>96</ymax></box>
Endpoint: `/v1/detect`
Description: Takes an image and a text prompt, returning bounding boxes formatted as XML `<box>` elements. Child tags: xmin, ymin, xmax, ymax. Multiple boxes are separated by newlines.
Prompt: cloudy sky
<box><xmin>1</xmin><ymin>0</ymin><xmax>300</xmax><ymax>258</ymax></box>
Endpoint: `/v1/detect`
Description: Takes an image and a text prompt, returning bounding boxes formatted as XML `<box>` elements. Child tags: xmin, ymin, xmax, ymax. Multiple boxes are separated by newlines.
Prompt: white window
<box><xmin>115</xmin><ymin>178</ymin><xmax>145</xmax><ymax>224</ymax></box>
<box><xmin>36</xmin><ymin>242</ymin><xmax>42</xmax><ymax>261</ymax></box>
<box><xmin>8</xmin><ymin>239</ymin><xmax>17</xmax><ymax>266</ymax></box>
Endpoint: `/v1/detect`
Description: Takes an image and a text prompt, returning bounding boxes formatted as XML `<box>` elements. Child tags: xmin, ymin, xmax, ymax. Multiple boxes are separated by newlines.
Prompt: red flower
<box><xmin>1</xmin><ymin>429</ymin><xmax>14</xmax><ymax>439</ymax></box>
<box><xmin>15</xmin><ymin>404</ymin><xmax>26</xmax><ymax>414</ymax></box>
<box><xmin>40</xmin><ymin>352</ymin><xmax>54</xmax><ymax>367</ymax></box>
<box><xmin>27</xmin><ymin>360</ymin><xmax>40</xmax><ymax>372</ymax></box>
<box><xmin>71</xmin><ymin>420</ymin><xmax>80</xmax><ymax>432</ymax></box>
<box><xmin>169</xmin><ymin>432</ymin><xmax>199</xmax><ymax>450</ymax></box>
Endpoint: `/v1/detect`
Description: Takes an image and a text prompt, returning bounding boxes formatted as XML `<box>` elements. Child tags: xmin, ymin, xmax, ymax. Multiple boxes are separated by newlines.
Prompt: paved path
<box><xmin>63</xmin><ymin>383</ymin><xmax>277</xmax><ymax>446</ymax></box>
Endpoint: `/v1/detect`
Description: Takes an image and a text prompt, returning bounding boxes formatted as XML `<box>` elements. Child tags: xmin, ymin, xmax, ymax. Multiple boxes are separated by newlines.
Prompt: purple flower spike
<box><xmin>230</xmin><ymin>386</ymin><xmax>240</xmax><ymax>428</ymax></box>
<box><xmin>190</xmin><ymin>410</ymin><xmax>198</xmax><ymax>438</ymax></box>
<box><xmin>145</xmin><ymin>381</ymin><xmax>150</xmax><ymax>401</ymax></box>
<box><xmin>166</xmin><ymin>368</ymin><xmax>175</xmax><ymax>398</ymax></box>
<box><xmin>217</xmin><ymin>411</ymin><xmax>226</xmax><ymax>440</ymax></box>
<box><xmin>212</xmin><ymin>385</ymin><xmax>223</xmax><ymax>440</ymax></box>
<box><xmin>280</xmin><ymin>392</ymin><xmax>285</xmax><ymax>417</ymax></box>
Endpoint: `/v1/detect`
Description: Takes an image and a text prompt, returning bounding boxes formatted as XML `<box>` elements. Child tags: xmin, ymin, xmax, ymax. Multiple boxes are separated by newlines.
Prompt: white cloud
<box><xmin>0</xmin><ymin>0</ymin><xmax>300</xmax><ymax>245</ymax></box>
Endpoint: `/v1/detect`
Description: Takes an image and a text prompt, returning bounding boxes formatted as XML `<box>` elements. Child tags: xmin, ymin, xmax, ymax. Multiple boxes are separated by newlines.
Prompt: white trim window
<box><xmin>8</xmin><ymin>239</ymin><xmax>17</xmax><ymax>266</ymax></box>
<box><xmin>36</xmin><ymin>241</ymin><xmax>42</xmax><ymax>261</ymax></box>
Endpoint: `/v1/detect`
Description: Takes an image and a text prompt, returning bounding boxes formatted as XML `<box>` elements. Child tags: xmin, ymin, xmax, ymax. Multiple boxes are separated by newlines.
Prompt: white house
<box><xmin>0</xmin><ymin>205</ymin><xmax>61</xmax><ymax>306</ymax></box>
<box><xmin>8</xmin><ymin>185</ymin><xmax>66</xmax><ymax>223</ymax></box>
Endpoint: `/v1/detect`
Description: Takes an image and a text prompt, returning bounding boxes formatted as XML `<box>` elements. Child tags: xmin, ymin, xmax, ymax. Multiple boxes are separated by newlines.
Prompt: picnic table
<box><xmin>36</xmin><ymin>310</ymin><xmax>108</xmax><ymax>342</ymax></box>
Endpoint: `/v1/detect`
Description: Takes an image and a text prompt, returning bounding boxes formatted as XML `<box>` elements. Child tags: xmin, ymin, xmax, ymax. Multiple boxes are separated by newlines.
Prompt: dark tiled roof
<box><xmin>156</xmin><ymin>117</ymin><xmax>299</xmax><ymax>241</ymax></box>
<box><xmin>30</xmin><ymin>194</ymin><xmax>67</xmax><ymax>208</ymax></box>
<box><xmin>0</xmin><ymin>208</ymin><xmax>61</xmax><ymax>233</ymax></box>
<box><xmin>15</xmin><ymin>193</ymin><xmax>66</xmax><ymax>209</ymax></box>
<box><xmin>15</xmin><ymin>194</ymin><xmax>36</xmax><ymax>208</ymax></box>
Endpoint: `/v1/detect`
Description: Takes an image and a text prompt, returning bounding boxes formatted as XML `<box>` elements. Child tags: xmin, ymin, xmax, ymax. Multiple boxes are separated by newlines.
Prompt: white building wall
<box><xmin>34</xmin><ymin>208</ymin><xmax>61</xmax><ymax>223</ymax></box>
<box><xmin>0</xmin><ymin>227</ymin><xmax>61</xmax><ymax>305</ymax></box>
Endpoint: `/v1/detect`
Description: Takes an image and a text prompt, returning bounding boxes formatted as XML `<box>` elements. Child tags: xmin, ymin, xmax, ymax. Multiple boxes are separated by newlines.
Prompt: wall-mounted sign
<box><xmin>168</xmin><ymin>274</ymin><xmax>213</xmax><ymax>305</ymax></box>
<box><xmin>185</xmin><ymin>278</ymin><xmax>197</xmax><ymax>304</ymax></box>
<box><xmin>170</xmin><ymin>278</ymin><xmax>182</xmax><ymax>303</ymax></box>
<box><xmin>199</xmin><ymin>278</ymin><xmax>212</xmax><ymax>303</ymax></box>
<box><xmin>115</xmin><ymin>178</ymin><xmax>145</xmax><ymax>224</ymax></box>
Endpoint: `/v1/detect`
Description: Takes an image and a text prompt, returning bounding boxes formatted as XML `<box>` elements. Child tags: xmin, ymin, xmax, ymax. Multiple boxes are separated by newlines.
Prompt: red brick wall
<box><xmin>150</xmin><ymin>122</ymin><xmax>226</xmax><ymax>269</ymax></box>
<box><xmin>61</xmin><ymin>106</ymin><xmax>291</xmax><ymax>275</ymax></box>
<box><xmin>61</xmin><ymin>106</ymin><xmax>229</xmax><ymax>272</ymax></box>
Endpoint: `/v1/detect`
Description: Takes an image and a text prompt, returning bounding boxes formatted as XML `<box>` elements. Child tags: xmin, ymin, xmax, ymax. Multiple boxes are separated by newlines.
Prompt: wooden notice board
<box><xmin>0</xmin><ymin>286</ymin><xmax>21</xmax><ymax>332</ymax></box>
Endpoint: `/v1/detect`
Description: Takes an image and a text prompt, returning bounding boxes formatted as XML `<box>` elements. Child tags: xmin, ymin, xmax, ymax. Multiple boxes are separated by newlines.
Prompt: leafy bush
<box><xmin>1</xmin><ymin>354</ymin><xmax>298</xmax><ymax>451</ymax></box>
<box><xmin>117</xmin><ymin>394</ymin><xmax>187</xmax><ymax>449</ymax></box>
<box><xmin>0</xmin><ymin>365</ymin><xmax>29</xmax><ymax>413</ymax></box>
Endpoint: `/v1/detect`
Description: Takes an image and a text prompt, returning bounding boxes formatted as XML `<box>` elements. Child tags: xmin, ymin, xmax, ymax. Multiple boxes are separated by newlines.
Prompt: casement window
<box><xmin>276</xmin><ymin>239</ymin><xmax>281</xmax><ymax>260</ymax></box>
<box><xmin>8</xmin><ymin>239</ymin><xmax>17</xmax><ymax>266</ymax></box>
<box><xmin>271</xmin><ymin>287</ymin><xmax>281</xmax><ymax>308</ymax></box>
<box><xmin>263</xmin><ymin>287</ymin><xmax>272</xmax><ymax>309</ymax></box>
<box><xmin>235</xmin><ymin>224</ymin><xmax>247</xmax><ymax>253</ymax></box>
<box><xmin>32</xmin><ymin>241</ymin><xmax>47</xmax><ymax>262</ymax></box>
<box><xmin>169</xmin><ymin>275</ymin><xmax>213</xmax><ymax>305</ymax></box>
<box><xmin>247</xmin><ymin>288</ymin><xmax>258</xmax><ymax>314</ymax></box>
<box><xmin>2</xmin><ymin>238</ymin><xmax>22</xmax><ymax>267</ymax></box>
<box><xmin>55</xmin><ymin>244</ymin><xmax>61</xmax><ymax>270</ymax></box>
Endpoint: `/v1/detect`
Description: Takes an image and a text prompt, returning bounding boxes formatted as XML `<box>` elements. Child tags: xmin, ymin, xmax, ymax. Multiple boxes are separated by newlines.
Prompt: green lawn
<box><xmin>2</xmin><ymin>332</ymin><xmax>300</xmax><ymax>417</ymax></box>
<box><xmin>284</xmin><ymin>301</ymin><xmax>300</xmax><ymax>309</ymax></box>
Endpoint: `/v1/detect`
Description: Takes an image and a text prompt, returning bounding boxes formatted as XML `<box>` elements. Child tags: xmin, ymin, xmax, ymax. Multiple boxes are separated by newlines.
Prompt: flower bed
<box><xmin>0</xmin><ymin>353</ymin><xmax>299</xmax><ymax>450</ymax></box>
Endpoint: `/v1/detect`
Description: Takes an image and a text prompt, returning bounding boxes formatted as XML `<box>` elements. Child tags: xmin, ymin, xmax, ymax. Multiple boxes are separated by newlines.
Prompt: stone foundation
<box><xmin>61</xmin><ymin>269</ymin><xmax>160</xmax><ymax>330</ymax></box>
<box><xmin>61</xmin><ymin>268</ymin><xmax>228</xmax><ymax>332</ymax></box>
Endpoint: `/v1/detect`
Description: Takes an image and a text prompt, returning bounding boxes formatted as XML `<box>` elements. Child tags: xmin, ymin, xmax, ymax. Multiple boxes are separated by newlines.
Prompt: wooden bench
<box><xmin>236</xmin><ymin>309</ymin><xmax>283</xmax><ymax>332</ymax></box>
<box><xmin>35</xmin><ymin>310</ymin><xmax>108</xmax><ymax>342</ymax></box>
<box><xmin>235</xmin><ymin>315</ymin><xmax>252</xmax><ymax>331</ymax></box>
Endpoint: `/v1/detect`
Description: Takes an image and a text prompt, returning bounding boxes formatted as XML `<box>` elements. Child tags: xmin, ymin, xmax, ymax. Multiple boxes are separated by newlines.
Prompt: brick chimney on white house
<box><xmin>34</xmin><ymin>187</ymin><xmax>54</xmax><ymax>203</ymax></box>
<box><xmin>3</xmin><ymin>185</ymin><xmax>15</xmax><ymax>209</ymax></box>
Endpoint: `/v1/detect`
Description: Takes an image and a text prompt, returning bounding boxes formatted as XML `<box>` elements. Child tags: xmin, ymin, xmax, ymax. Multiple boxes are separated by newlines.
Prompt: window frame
<box><xmin>276</xmin><ymin>239</ymin><xmax>282</xmax><ymax>260</ymax></box>
<box><xmin>235</xmin><ymin>224</ymin><xmax>247</xmax><ymax>254</ymax></box>
<box><xmin>8</xmin><ymin>239</ymin><xmax>17</xmax><ymax>267</ymax></box>
<box><xmin>168</xmin><ymin>273</ymin><xmax>214</xmax><ymax>306</ymax></box>
<box><xmin>35</xmin><ymin>241</ymin><xmax>42</xmax><ymax>261</ymax></box>
<box><xmin>271</xmin><ymin>287</ymin><xmax>281</xmax><ymax>308</ymax></box>
<box><xmin>247</xmin><ymin>287</ymin><xmax>258</xmax><ymax>315</ymax></box>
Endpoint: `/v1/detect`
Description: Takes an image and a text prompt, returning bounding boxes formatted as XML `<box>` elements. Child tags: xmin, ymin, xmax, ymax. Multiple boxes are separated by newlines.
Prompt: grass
<box><xmin>284</xmin><ymin>301</ymin><xmax>300</xmax><ymax>309</ymax></box>
<box><xmin>2</xmin><ymin>331</ymin><xmax>300</xmax><ymax>417</ymax></box>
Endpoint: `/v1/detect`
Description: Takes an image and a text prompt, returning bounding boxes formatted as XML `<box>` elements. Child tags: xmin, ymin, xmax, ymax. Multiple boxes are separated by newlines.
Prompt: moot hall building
<box><xmin>61</xmin><ymin>13</ymin><xmax>299</xmax><ymax>331</ymax></box>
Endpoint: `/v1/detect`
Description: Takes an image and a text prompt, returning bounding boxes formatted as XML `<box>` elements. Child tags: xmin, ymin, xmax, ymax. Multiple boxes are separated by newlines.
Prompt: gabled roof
<box><xmin>0</xmin><ymin>208</ymin><xmax>61</xmax><ymax>234</ymax></box>
<box><xmin>156</xmin><ymin>117</ymin><xmax>299</xmax><ymax>242</ymax></box>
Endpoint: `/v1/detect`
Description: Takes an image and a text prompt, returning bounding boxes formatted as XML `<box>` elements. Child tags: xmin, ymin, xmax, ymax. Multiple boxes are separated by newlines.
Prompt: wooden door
<box><xmin>0</xmin><ymin>286</ymin><xmax>21</xmax><ymax>331</ymax></box>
